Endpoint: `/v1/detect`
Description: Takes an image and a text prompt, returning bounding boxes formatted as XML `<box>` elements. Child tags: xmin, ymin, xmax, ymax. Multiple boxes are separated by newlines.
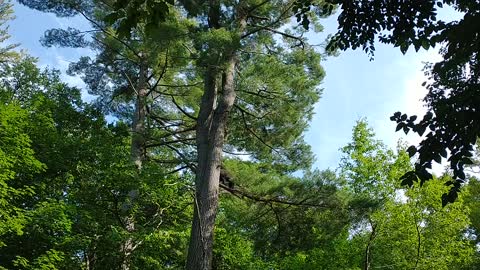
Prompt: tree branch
<box><xmin>242</xmin><ymin>3</ymin><xmax>294</xmax><ymax>39</ymax></box>
<box><xmin>146</xmin><ymin>137</ymin><xmax>196</xmax><ymax>148</ymax></box>
<box><xmin>171</xmin><ymin>96</ymin><xmax>198</xmax><ymax>121</ymax></box>
<box><xmin>250</xmin><ymin>25</ymin><xmax>305</xmax><ymax>47</ymax></box>
<box><xmin>238</xmin><ymin>107</ymin><xmax>279</xmax><ymax>153</ymax></box>
<box><xmin>220</xmin><ymin>183</ymin><xmax>330</xmax><ymax>208</ymax></box>
<box><xmin>77</xmin><ymin>10</ymin><xmax>142</xmax><ymax>60</ymax></box>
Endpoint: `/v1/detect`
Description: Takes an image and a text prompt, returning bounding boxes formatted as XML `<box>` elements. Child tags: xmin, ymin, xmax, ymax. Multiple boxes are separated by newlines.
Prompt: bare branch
<box><xmin>220</xmin><ymin>183</ymin><xmax>331</xmax><ymax>208</ymax></box>
<box><xmin>238</xmin><ymin>107</ymin><xmax>279</xmax><ymax>153</ymax></box>
<box><xmin>122</xmin><ymin>70</ymin><xmax>138</xmax><ymax>95</ymax></box>
<box><xmin>251</xmin><ymin>25</ymin><xmax>305</xmax><ymax>47</ymax></box>
<box><xmin>155</xmin><ymin>82</ymin><xmax>203</xmax><ymax>88</ymax></box>
<box><xmin>148</xmin><ymin>48</ymin><xmax>169</xmax><ymax>93</ymax></box>
<box><xmin>165</xmin><ymin>145</ymin><xmax>197</xmax><ymax>171</ymax></box>
<box><xmin>247</xmin><ymin>0</ymin><xmax>271</xmax><ymax>14</ymax></box>
<box><xmin>77</xmin><ymin>10</ymin><xmax>142</xmax><ymax>60</ymax></box>
<box><xmin>166</xmin><ymin>165</ymin><xmax>191</xmax><ymax>175</ymax></box>
<box><xmin>171</xmin><ymin>96</ymin><xmax>198</xmax><ymax>121</ymax></box>
<box><xmin>146</xmin><ymin>137</ymin><xmax>196</xmax><ymax>148</ymax></box>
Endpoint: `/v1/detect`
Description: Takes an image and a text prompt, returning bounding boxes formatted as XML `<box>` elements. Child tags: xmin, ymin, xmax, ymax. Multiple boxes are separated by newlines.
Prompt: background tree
<box><xmin>0</xmin><ymin>55</ymin><xmax>194</xmax><ymax>269</ymax></box>
<box><xmin>338</xmin><ymin>120</ymin><xmax>411</xmax><ymax>270</ymax></box>
<box><xmin>0</xmin><ymin>0</ymin><xmax>18</xmax><ymax>62</ymax></box>
<box><xmin>331</xmin><ymin>120</ymin><xmax>474</xmax><ymax>270</ymax></box>
<box><xmin>16</xmin><ymin>2</ymin><xmax>198</xmax><ymax>268</ymax></box>
<box><xmin>0</xmin><ymin>94</ymin><xmax>44</xmax><ymax>252</ymax></box>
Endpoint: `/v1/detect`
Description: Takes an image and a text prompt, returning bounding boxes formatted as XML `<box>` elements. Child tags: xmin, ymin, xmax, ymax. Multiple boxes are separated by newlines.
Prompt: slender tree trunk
<box><xmin>413</xmin><ymin>213</ymin><xmax>421</xmax><ymax>269</ymax></box>
<box><xmin>364</xmin><ymin>221</ymin><xmax>377</xmax><ymax>270</ymax></box>
<box><xmin>131</xmin><ymin>61</ymin><xmax>147</xmax><ymax>170</ymax></box>
<box><xmin>121</xmin><ymin>60</ymin><xmax>147</xmax><ymax>270</ymax></box>
<box><xmin>121</xmin><ymin>216</ymin><xmax>136</xmax><ymax>270</ymax></box>
<box><xmin>85</xmin><ymin>249</ymin><xmax>95</xmax><ymax>270</ymax></box>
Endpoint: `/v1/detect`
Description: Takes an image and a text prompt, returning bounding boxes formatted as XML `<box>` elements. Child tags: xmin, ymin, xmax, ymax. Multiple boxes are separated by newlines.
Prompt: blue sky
<box><xmin>9</xmin><ymin>3</ymin><xmax>448</xmax><ymax>173</ymax></box>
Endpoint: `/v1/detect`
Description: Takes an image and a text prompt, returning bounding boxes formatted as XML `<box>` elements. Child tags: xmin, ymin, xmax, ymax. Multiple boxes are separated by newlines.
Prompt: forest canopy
<box><xmin>1</xmin><ymin>0</ymin><xmax>479</xmax><ymax>269</ymax></box>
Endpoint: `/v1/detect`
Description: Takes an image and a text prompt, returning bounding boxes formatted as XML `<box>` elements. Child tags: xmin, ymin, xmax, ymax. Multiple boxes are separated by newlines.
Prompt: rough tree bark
<box><xmin>185</xmin><ymin>5</ymin><xmax>246</xmax><ymax>268</ymax></box>
<box><xmin>131</xmin><ymin>60</ymin><xmax>147</xmax><ymax>170</ymax></box>
<box><xmin>121</xmin><ymin>59</ymin><xmax>147</xmax><ymax>270</ymax></box>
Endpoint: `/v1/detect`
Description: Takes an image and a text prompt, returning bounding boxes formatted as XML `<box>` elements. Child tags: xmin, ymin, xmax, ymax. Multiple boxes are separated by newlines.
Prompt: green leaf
<box><xmin>462</xmin><ymin>157</ymin><xmax>473</xmax><ymax>165</ymax></box>
<box><xmin>400</xmin><ymin>43</ymin><xmax>408</xmax><ymax>54</ymax></box>
<box><xmin>396</xmin><ymin>123</ymin><xmax>404</xmax><ymax>132</ymax></box>
<box><xmin>407</xmin><ymin>146</ymin><xmax>417</xmax><ymax>157</ymax></box>
<box><xmin>421</xmin><ymin>39</ymin><xmax>430</xmax><ymax>50</ymax></box>
<box><xmin>439</xmin><ymin>148</ymin><xmax>447</xmax><ymax>158</ymax></box>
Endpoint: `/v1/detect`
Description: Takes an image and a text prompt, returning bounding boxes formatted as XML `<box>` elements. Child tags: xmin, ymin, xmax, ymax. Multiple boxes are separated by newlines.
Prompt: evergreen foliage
<box><xmin>1</xmin><ymin>1</ymin><xmax>479</xmax><ymax>269</ymax></box>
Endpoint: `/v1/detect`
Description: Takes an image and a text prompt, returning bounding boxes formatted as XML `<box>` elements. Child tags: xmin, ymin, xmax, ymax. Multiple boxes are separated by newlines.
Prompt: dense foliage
<box><xmin>1</xmin><ymin>0</ymin><xmax>479</xmax><ymax>269</ymax></box>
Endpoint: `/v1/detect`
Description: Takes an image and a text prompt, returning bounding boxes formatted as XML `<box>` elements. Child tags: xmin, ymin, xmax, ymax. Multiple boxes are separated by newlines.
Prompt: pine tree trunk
<box><xmin>186</xmin><ymin>54</ymin><xmax>239</xmax><ymax>270</ymax></box>
<box><xmin>364</xmin><ymin>221</ymin><xmax>377</xmax><ymax>270</ymax></box>
<box><xmin>121</xmin><ymin>60</ymin><xmax>147</xmax><ymax>270</ymax></box>
<box><xmin>185</xmin><ymin>2</ymin><xmax>246</xmax><ymax>267</ymax></box>
<box><xmin>121</xmin><ymin>217</ymin><xmax>136</xmax><ymax>270</ymax></box>
<box><xmin>131</xmin><ymin>62</ymin><xmax>147</xmax><ymax>170</ymax></box>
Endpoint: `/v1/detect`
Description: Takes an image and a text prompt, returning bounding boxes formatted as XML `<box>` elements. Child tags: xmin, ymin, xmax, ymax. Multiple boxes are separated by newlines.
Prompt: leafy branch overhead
<box><xmin>293</xmin><ymin>0</ymin><xmax>480</xmax><ymax>205</ymax></box>
<box><xmin>104</xmin><ymin>0</ymin><xmax>174</xmax><ymax>38</ymax></box>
